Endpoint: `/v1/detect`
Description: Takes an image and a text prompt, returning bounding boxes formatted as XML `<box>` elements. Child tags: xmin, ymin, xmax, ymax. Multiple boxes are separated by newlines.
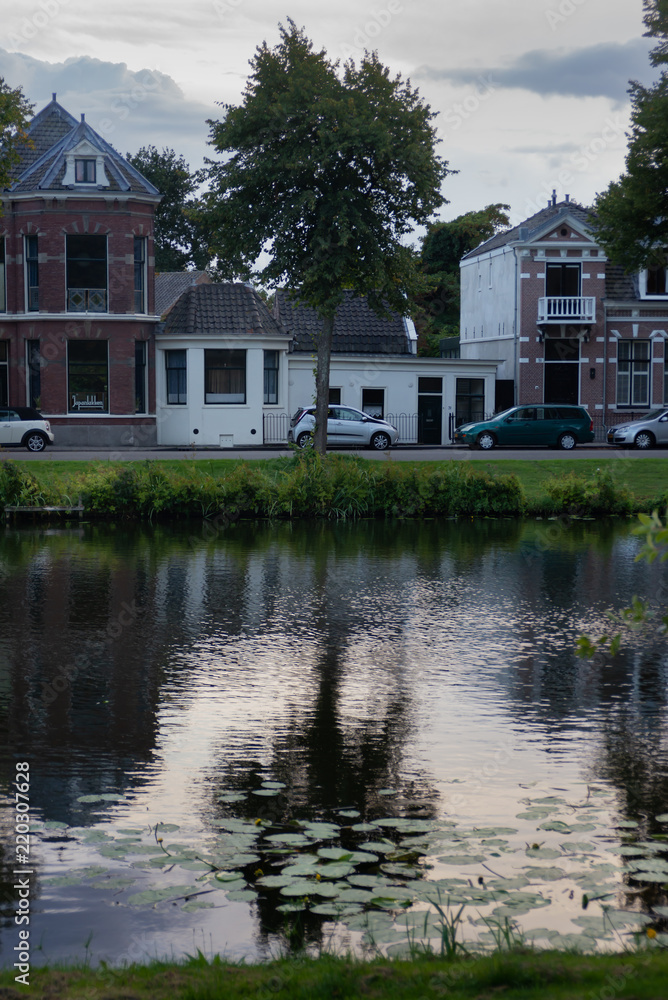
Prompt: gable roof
<box><xmin>155</xmin><ymin>271</ymin><xmax>212</xmax><ymax>318</ymax></box>
<box><xmin>160</xmin><ymin>283</ymin><xmax>288</xmax><ymax>338</ymax></box>
<box><xmin>5</xmin><ymin>95</ymin><xmax>160</xmax><ymax>198</ymax></box>
<box><xmin>461</xmin><ymin>199</ymin><xmax>594</xmax><ymax>260</ymax></box>
<box><xmin>275</xmin><ymin>289</ymin><xmax>414</xmax><ymax>355</ymax></box>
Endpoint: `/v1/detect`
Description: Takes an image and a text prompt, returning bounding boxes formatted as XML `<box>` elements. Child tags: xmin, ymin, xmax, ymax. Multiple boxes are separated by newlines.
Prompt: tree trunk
<box><xmin>313</xmin><ymin>313</ymin><xmax>334</xmax><ymax>455</ymax></box>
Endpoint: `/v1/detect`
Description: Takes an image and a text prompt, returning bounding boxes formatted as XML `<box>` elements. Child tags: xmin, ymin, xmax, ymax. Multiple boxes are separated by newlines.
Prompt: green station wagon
<box><xmin>453</xmin><ymin>404</ymin><xmax>595</xmax><ymax>450</ymax></box>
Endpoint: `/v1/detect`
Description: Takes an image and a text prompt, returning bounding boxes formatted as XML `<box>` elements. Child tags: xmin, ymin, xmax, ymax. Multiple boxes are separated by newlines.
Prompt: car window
<box><xmin>339</xmin><ymin>408</ymin><xmax>362</xmax><ymax>422</ymax></box>
<box><xmin>509</xmin><ymin>407</ymin><xmax>536</xmax><ymax>421</ymax></box>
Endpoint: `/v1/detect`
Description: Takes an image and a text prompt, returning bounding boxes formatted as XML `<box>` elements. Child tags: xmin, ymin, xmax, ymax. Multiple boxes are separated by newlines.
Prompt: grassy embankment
<box><xmin>2</xmin><ymin>950</ymin><xmax>668</xmax><ymax>999</ymax></box>
<box><xmin>1</xmin><ymin>452</ymin><xmax>667</xmax><ymax>519</ymax></box>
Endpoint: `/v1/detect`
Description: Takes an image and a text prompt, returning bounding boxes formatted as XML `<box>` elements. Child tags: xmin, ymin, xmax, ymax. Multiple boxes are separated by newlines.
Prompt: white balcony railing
<box><xmin>537</xmin><ymin>296</ymin><xmax>596</xmax><ymax>323</ymax></box>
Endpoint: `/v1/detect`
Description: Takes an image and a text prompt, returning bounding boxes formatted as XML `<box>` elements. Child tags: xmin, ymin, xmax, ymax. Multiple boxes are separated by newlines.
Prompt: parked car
<box><xmin>288</xmin><ymin>405</ymin><xmax>399</xmax><ymax>450</ymax></box>
<box><xmin>607</xmin><ymin>409</ymin><xmax>668</xmax><ymax>449</ymax></box>
<box><xmin>0</xmin><ymin>407</ymin><xmax>54</xmax><ymax>452</ymax></box>
<box><xmin>453</xmin><ymin>404</ymin><xmax>595</xmax><ymax>450</ymax></box>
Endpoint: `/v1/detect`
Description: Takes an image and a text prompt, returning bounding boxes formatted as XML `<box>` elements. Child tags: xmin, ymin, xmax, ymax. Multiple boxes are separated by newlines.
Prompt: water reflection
<box><xmin>0</xmin><ymin>518</ymin><xmax>667</xmax><ymax>961</ymax></box>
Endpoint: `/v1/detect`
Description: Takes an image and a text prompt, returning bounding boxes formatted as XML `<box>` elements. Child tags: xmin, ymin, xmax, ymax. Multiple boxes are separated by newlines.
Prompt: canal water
<box><xmin>1</xmin><ymin>518</ymin><xmax>667</xmax><ymax>966</ymax></box>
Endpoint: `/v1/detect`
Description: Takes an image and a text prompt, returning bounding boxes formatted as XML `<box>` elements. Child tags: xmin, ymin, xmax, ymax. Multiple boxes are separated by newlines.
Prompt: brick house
<box><xmin>459</xmin><ymin>194</ymin><xmax>668</xmax><ymax>435</ymax></box>
<box><xmin>0</xmin><ymin>95</ymin><xmax>161</xmax><ymax>446</ymax></box>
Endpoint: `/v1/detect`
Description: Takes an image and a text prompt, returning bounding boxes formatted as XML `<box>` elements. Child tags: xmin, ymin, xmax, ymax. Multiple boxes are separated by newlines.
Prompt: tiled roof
<box><xmin>605</xmin><ymin>264</ymin><xmax>638</xmax><ymax>300</ymax></box>
<box><xmin>161</xmin><ymin>283</ymin><xmax>288</xmax><ymax>337</ymax></box>
<box><xmin>155</xmin><ymin>271</ymin><xmax>212</xmax><ymax>318</ymax></box>
<box><xmin>462</xmin><ymin>200</ymin><xmax>594</xmax><ymax>260</ymax></box>
<box><xmin>275</xmin><ymin>289</ymin><xmax>412</xmax><ymax>355</ymax></box>
<box><xmin>5</xmin><ymin>96</ymin><xmax>160</xmax><ymax>197</ymax></box>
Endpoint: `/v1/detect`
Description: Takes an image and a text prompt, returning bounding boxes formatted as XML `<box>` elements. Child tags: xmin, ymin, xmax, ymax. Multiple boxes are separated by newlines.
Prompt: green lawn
<box><xmin>3</xmin><ymin>950</ymin><xmax>667</xmax><ymax>999</ymax></box>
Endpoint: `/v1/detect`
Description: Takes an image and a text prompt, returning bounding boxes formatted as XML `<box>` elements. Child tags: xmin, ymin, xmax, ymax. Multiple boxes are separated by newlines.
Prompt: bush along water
<box><xmin>0</xmin><ymin>456</ymin><xmax>641</xmax><ymax>522</ymax></box>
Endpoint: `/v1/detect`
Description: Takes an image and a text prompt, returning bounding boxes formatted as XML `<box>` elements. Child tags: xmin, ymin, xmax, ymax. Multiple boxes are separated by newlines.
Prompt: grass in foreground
<box><xmin>2</xmin><ymin>950</ymin><xmax>668</xmax><ymax>999</ymax></box>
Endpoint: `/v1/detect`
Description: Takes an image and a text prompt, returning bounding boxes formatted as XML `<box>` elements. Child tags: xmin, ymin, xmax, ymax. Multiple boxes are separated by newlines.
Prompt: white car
<box><xmin>0</xmin><ymin>407</ymin><xmax>55</xmax><ymax>452</ymax></box>
<box><xmin>607</xmin><ymin>409</ymin><xmax>668</xmax><ymax>449</ymax></box>
<box><xmin>288</xmin><ymin>405</ymin><xmax>399</xmax><ymax>450</ymax></box>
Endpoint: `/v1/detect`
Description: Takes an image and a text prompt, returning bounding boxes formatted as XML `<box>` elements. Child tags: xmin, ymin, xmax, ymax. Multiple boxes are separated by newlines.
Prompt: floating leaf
<box><xmin>310</xmin><ymin>902</ymin><xmax>363</xmax><ymax>917</ymax></box>
<box><xmin>265</xmin><ymin>833</ymin><xmax>314</xmax><ymax>847</ymax></box>
<box><xmin>300</xmin><ymin>822</ymin><xmax>340</xmax><ymax>839</ymax></box>
<box><xmin>261</xmin><ymin>781</ymin><xmax>286</xmax><ymax>789</ymax></box>
<box><xmin>523</xmin><ymin>866</ymin><xmax>567</xmax><ymax>881</ymax></box>
<box><xmin>217</xmin><ymin>792</ymin><xmax>247</xmax><ymax>803</ymax></box>
<box><xmin>655</xmin><ymin>813</ymin><xmax>668</xmax><ymax>823</ymax></box>
<box><xmin>251</xmin><ymin>789</ymin><xmax>280</xmax><ymax>797</ymax></box>
<box><xmin>155</xmin><ymin>823</ymin><xmax>180</xmax><ymax>833</ymax></box>
<box><xmin>126</xmin><ymin>885</ymin><xmax>198</xmax><ymax>906</ymax></box>
<box><xmin>337</xmin><ymin>810</ymin><xmax>360</xmax><ymax>819</ymax></box>
<box><xmin>437</xmin><ymin>854</ymin><xmax>486</xmax><ymax>865</ymax></box>
<box><xmin>280</xmin><ymin>881</ymin><xmax>339</xmax><ymax>898</ymax></box>
<box><xmin>317</xmin><ymin>863</ymin><xmax>355</xmax><ymax>879</ymax></box>
<box><xmin>182</xmin><ymin>900</ymin><xmax>215</xmax><ymax>912</ymax></box>
<box><xmin>226</xmin><ymin>889</ymin><xmax>257</xmax><ymax>902</ymax></box>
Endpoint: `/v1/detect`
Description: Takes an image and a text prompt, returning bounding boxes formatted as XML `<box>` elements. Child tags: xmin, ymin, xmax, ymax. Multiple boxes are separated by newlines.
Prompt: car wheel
<box><xmin>477</xmin><ymin>431</ymin><xmax>496</xmax><ymax>450</ymax></box>
<box><xmin>25</xmin><ymin>432</ymin><xmax>47</xmax><ymax>453</ymax></box>
<box><xmin>558</xmin><ymin>432</ymin><xmax>577</xmax><ymax>451</ymax></box>
<box><xmin>634</xmin><ymin>430</ymin><xmax>655</xmax><ymax>449</ymax></box>
<box><xmin>370</xmin><ymin>432</ymin><xmax>391</xmax><ymax>451</ymax></box>
<box><xmin>297</xmin><ymin>431</ymin><xmax>314</xmax><ymax>449</ymax></box>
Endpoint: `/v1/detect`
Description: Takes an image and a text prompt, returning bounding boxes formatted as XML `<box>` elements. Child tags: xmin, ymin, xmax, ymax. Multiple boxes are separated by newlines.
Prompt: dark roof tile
<box><xmin>162</xmin><ymin>283</ymin><xmax>288</xmax><ymax>337</ymax></box>
<box><xmin>275</xmin><ymin>289</ymin><xmax>412</xmax><ymax>354</ymax></box>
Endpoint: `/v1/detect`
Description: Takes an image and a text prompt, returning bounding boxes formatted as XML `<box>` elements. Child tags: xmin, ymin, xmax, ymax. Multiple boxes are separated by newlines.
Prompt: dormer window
<box><xmin>646</xmin><ymin>266</ymin><xmax>667</xmax><ymax>295</ymax></box>
<box><xmin>75</xmin><ymin>158</ymin><xmax>96</xmax><ymax>184</ymax></box>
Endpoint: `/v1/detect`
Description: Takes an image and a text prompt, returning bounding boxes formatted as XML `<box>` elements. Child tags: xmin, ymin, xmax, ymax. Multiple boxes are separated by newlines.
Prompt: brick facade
<box><xmin>0</xmin><ymin>97</ymin><xmax>160</xmax><ymax>446</ymax></box>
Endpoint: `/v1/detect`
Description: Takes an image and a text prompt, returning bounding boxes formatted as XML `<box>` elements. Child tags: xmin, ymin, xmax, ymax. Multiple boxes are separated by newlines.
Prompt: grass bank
<box><xmin>2</xmin><ymin>950</ymin><xmax>668</xmax><ymax>999</ymax></box>
<box><xmin>0</xmin><ymin>452</ymin><xmax>666</xmax><ymax>520</ymax></box>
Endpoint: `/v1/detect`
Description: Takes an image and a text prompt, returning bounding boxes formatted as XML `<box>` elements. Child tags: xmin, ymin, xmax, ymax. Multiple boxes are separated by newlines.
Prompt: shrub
<box><xmin>540</xmin><ymin>468</ymin><xmax>632</xmax><ymax>517</ymax></box>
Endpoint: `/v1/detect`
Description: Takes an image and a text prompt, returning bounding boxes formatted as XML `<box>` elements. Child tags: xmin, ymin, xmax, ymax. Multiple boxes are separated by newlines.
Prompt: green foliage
<box><xmin>0</xmin><ymin>78</ymin><xmax>33</xmax><ymax>202</ymax></box>
<box><xmin>0</xmin><ymin>460</ymin><xmax>47</xmax><ymax>506</ymax></box>
<box><xmin>540</xmin><ymin>468</ymin><xmax>632</xmax><ymax>517</ymax></box>
<box><xmin>126</xmin><ymin>146</ymin><xmax>211</xmax><ymax>273</ymax></box>
<box><xmin>593</xmin><ymin>2</ymin><xmax>668</xmax><ymax>271</ymax></box>
<box><xmin>416</xmin><ymin>205</ymin><xmax>510</xmax><ymax>354</ymax></box>
<box><xmin>196</xmin><ymin>19</ymin><xmax>450</xmax><ymax>452</ymax></box>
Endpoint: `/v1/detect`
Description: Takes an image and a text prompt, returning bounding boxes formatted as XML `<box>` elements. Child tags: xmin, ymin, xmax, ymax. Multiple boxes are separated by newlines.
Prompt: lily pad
<box><xmin>280</xmin><ymin>880</ymin><xmax>340</xmax><ymax>898</ymax></box>
<box><xmin>656</xmin><ymin>814</ymin><xmax>668</xmax><ymax>823</ymax></box>
<box><xmin>523</xmin><ymin>866</ymin><xmax>567</xmax><ymax>881</ymax></box>
<box><xmin>126</xmin><ymin>885</ymin><xmax>198</xmax><ymax>906</ymax></box>
<box><xmin>251</xmin><ymin>789</ymin><xmax>280</xmax><ymax>797</ymax></box>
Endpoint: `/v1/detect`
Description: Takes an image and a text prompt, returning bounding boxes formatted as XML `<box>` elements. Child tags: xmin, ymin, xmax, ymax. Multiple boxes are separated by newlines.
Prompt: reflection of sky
<box><xmin>2</xmin><ymin>520</ymin><xmax>668</xmax><ymax>963</ymax></box>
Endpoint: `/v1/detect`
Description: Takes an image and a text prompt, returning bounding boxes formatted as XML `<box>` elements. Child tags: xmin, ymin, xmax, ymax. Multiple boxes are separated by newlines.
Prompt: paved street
<box><xmin>5</xmin><ymin>444</ymin><xmax>668</xmax><ymax>461</ymax></box>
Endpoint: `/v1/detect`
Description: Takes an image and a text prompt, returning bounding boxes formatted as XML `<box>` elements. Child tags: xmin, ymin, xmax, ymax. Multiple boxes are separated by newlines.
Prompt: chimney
<box><xmin>565</xmin><ymin>193</ymin><xmax>570</xmax><ymax>203</ymax></box>
<box><xmin>52</xmin><ymin>92</ymin><xmax>56</xmax><ymax>102</ymax></box>
<box><xmin>81</xmin><ymin>113</ymin><xmax>85</xmax><ymax>122</ymax></box>
<box><xmin>552</xmin><ymin>189</ymin><xmax>557</xmax><ymax>207</ymax></box>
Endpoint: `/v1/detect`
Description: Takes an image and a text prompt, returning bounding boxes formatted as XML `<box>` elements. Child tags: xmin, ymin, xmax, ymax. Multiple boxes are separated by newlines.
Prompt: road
<box><xmin>4</xmin><ymin>445</ymin><xmax>667</xmax><ymax>461</ymax></box>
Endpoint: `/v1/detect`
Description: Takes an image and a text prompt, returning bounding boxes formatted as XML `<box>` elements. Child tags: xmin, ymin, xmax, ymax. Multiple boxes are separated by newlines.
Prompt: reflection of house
<box><xmin>0</xmin><ymin>96</ymin><xmax>161</xmax><ymax>445</ymax></box>
<box><xmin>155</xmin><ymin>285</ymin><xmax>498</xmax><ymax>447</ymax></box>
<box><xmin>460</xmin><ymin>193</ymin><xmax>668</xmax><ymax>426</ymax></box>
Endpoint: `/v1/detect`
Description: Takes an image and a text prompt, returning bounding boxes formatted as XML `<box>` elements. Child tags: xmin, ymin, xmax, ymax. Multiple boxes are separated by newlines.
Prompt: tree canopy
<box><xmin>0</xmin><ymin>79</ymin><xmax>33</xmax><ymax>204</ymax></box>
<box><xmin>593</xmin><ymin>0</ymin><xmax>668</xmax><ymax>271</ymax></box>
<box><xmin>416</xmin><ymin>204</ymin><xmax>510</xmax><ymax>355</ymax></box>
<box><xmin>127</xmin><ymin>146</ymin><xmax>212</xmax><ymax>272</ymax></box>
<box><xmin>196</xmin><ymin>20</ymin><xmax>450</xmax><ymax>452</ymax></box>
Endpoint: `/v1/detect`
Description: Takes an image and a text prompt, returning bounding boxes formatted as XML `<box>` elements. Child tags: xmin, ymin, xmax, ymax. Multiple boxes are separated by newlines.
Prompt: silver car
<box><xmin>288</xmin><ymin>405</ymin><xmax>399</xmax><ymax>450</ymax></box>
<box><xmin>607</xmin><ymin>409</ymin><xmax>668</xmax><ymax>449</ymax></box>
<box><xmin>0</xmin><ymin>406</ymin><xmax>54</xmax><ymax>452</ymax></box>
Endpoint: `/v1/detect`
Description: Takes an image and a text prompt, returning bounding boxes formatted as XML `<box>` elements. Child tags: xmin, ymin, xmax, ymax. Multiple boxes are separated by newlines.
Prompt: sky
<box><xmin>0</xmin><ymin>0</ymin><xmax>657</xmax><ymax>236</ymax></box>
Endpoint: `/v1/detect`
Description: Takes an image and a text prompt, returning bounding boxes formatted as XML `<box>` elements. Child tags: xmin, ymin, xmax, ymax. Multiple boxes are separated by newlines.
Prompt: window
<box><xmin>67</xmin><ymin>235</ymin><xmax>107</xmax><ymax>311</ymax></box>
<box><xmin>362</xmin><ymin>388</ymin><xmax>384</xmax><ymax>418</ymax></box>
<box><xmin>0</xmin><ymin>238</ymin><xmax>5</xmax><ymax>311</ymax></box>
<box><xmin>617</xmin><ymin>340</ymin><xmax>650</xmax><ymax>407</ymax></box>
<box><xmin>134</xmin><ymin>237</ymin><xmax>146</xmax><ymax>313</ymax></box>
<box><xmin>646</xmin><ymin>266</ymin><xmax>667</xmax><ymax>296</ymax></box>
<box><xmin>26</xmin><ymin>340</ymin><xmax>40</xmax><ymax>408</ymax></box>
<box><xmin>165</xmin><ymin>350</ymin><xmax>187</xmax><ymax>405</ymax></box>
<box><xmin>25</xmin><ymin>235</ymin><xmax>38</xmax><ymax>311</ymax></box>
<box><xmin>205</xmin><ymin>349</ymin><xmax>246</xmax><ymax>403</ymax></box>
<box><xmin>264</xmin><ymin>350</ymin><xmax>278</xmax><ymax>404</ymax></box>
<box><xmin>0</xmin><ymin>342</ymin><xmax>7</xmax><ymax>406</ymax></box>
<box><xmin>75</xmin><ymin>159</ymin><xmax>96</xmax><ymax>183</ymax></box>
<box><xmin>545</xmin><ymin>263</ymin><xmax>580</xmax><ymax>297</ymax></box>
<box><xmin>456</xmin><ymin>378</ymin><xmax>484</xmax><ymax>425</ymax></box>
<box><xmin>68</xmin><ymin>341</ymin><xmax>109</xmax><ymax>412</ymax></box>
<box><xmin>328</xmin><ymin>387</ymin><xmax>341</xmax><ymax>404</ymax></box>
<box><xmin>135</xmin><ymin>341</ymin><xmax>147</xmax><ymax>413</ymax></box>
<box><xmin>418</xmin><ymin>377</ymin><xmax>442</xmax><ymax>393</ymax></box>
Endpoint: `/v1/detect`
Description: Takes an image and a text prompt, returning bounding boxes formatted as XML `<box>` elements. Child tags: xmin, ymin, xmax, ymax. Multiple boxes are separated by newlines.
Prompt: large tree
<box><xmin>416</xmin><ymin>204</ymin><xmax>509</xmax><ymax>355</ymax></box>
<box><xmin>0</xmin><ymin>79</ymin><xmax>33</xmax><ymax>207</ymax></box>
<box><xmin>196</xmin><ymin>20</ymin><xmax>450</xmax><ymax>453</ymax></box>
<box><xmin>593</xmin><ymin>1</ymin><xmax>668</xmax><ymax>270</ymax></box>
<box><xmin>127</xmin><ymin>146</ymin><xmax>212</xmax><ymax>272</ymax></box>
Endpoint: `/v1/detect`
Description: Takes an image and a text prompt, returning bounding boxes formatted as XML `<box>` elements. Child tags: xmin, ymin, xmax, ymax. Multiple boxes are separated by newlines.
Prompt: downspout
<box><xmin>513</xmin><ymin>245</ymin><xmax>520</xmax><ymax>405</ymax></box>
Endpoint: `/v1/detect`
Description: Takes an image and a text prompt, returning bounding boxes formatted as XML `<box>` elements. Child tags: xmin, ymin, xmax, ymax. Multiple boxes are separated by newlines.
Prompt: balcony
<box><xmin>537</xmin><ymin>296</ymin><xmax>596</xmax><ymax>323</ymax></box>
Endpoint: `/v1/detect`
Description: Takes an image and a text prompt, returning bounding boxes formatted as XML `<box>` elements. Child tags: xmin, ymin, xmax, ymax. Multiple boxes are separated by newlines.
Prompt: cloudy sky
<box><xmin>0</xmin><ymin>0</ymin><xmax>656</xmax><ymax>233</ymax></box>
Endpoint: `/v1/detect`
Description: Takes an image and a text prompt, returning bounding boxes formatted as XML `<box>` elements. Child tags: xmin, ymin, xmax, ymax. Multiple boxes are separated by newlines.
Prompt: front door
<box><xmin>544</xmin><ymin>337</ymin><xmax>580</xmax><ymax>405</ymax></box>
<box><xmin>418</xmin><ymin>378</ymin><xmax>442</xmax><ymax>445</ymax></box>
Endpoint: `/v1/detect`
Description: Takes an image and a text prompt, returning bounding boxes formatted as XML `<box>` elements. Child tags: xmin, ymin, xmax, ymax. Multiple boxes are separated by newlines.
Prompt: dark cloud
<box><xmin>0</xmin><ymin>50</ymin><xmax>215</xmax><ymax>167</ymax></box>
<box><xmin>418</xmin><ymin>38</ymin><xmax>655</xmax><ymax>101</ymax></box>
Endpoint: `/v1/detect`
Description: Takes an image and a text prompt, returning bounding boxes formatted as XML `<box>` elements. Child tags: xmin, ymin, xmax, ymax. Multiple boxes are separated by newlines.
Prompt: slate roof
<box><xmin>161</xmin><ymin>283</ymin><xmax>288</xmax><ymax>338</ymax></box>
<box><xmin>275</xmin><ymin>289</ymin><xmax>413</xmax><ymax>355</ymax></box>
<box><xmin>4</xmin><ymin>95</ymin><xmax>160</xmax><ymax>197</ymax></box>
<box><xmin>155</xmin><ymin>271</ymin><xmax>212</xmax><ymax>318</ymax></box>
<box><xmin>461</xmin><ymin>199</ymin><xmax>593</xmax><ymax>260</ymax></box>
<box><xmin>605</xmin><ymin>265</ymin><xmax>638</xmax><ymax>301</ymax></box>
